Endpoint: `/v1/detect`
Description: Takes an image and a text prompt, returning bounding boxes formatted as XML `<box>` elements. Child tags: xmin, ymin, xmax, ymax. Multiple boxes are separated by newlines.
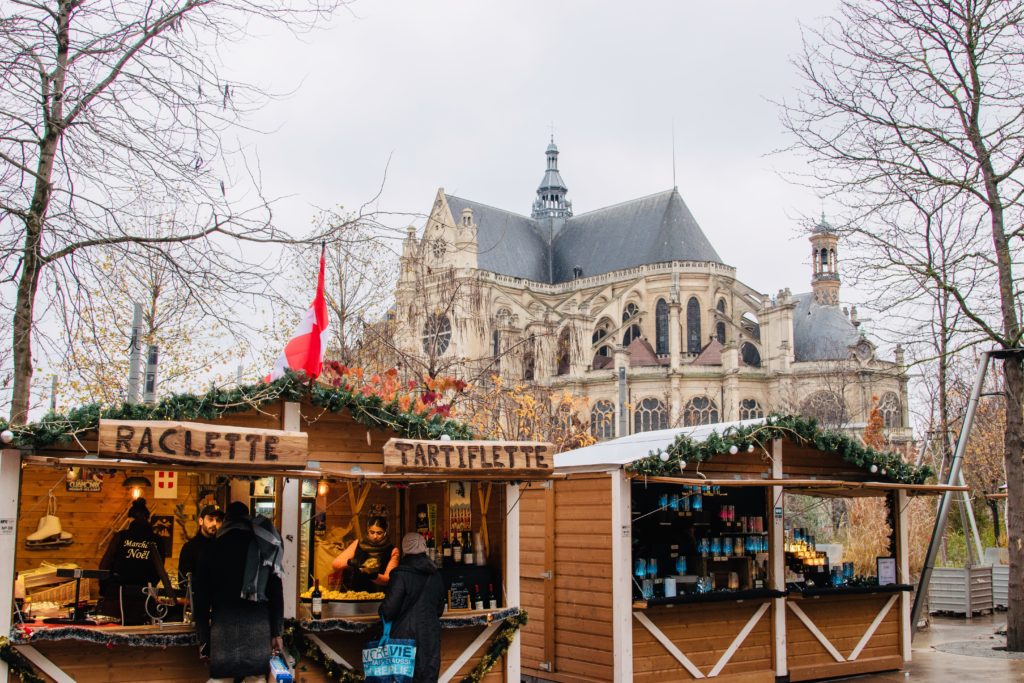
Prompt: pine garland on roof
<box><xmin>0</xmin><ymin>371</ymin><xmax>473</xmax><ymax>451</ymax></box>
<box><xmin>626</xmin><ymin>413</ymin><xmax>932</xmax><ymax>485</ymax></box>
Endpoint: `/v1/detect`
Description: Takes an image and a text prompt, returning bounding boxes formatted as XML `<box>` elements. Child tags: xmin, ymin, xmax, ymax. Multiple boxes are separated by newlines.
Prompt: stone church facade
<box><xmin>394</xmin><ymin>140</ymin><xmax>910</xmax><ymax>441</ymax></box>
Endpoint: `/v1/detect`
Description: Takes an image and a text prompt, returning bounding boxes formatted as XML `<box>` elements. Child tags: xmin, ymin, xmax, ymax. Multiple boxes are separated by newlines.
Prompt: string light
<box><xmin>317</xmin><ymin>479</ymin><xmax>329</xmax><ymax>497</ymax></box>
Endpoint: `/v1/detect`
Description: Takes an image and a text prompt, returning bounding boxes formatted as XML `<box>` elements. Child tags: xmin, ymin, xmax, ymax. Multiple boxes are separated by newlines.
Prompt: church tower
<box><xmin>810</xmin><ymin>214</ymin><xmax>840</xmax><ymax>305</ymax></box>
<box><xmin>531</xmin><ymin>137</ymin><xmax>573</xmax><ymax>220</ymax></box>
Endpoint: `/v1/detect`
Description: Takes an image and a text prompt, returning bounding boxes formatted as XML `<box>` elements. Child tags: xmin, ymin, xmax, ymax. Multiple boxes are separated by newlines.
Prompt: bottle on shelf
<box><xmin>487</xmin><ymin>583</ymin><xmax>498</xmax><ymax>609</ymax></box>
<box><xmin>425</xmin><ymin>532</ymin><xmax>436</xmax><ymax>565</ymax></box>
<box><xmin>473</xmin><ymin>584</ymin><xmax>485</xmax><ymax>611</ymax></box>
<box><xmin>452</xmin><ymin>533</ymin><xmax>463</xmax><ymax>564</ymax></box>
<box><xmin>441</xmin><ymin>533</ymin><xmax>452</xmax><ymax>567</ymax></box>
<box><xmin>311</xmin><ymin>578</ymin><xmax>323</xmax><ymax>620</ymax></box>
<box><xmin>463</xmin><ymin>531</ymin><xmax>475</xmax><ymax>565</ymax></box>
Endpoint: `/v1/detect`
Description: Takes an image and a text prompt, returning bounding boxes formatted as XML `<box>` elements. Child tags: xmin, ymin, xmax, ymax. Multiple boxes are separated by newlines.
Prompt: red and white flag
<box><xmin>265</xmin><ymin>245</ymin><xmax>330</xmax><ymax>382</ymax></box>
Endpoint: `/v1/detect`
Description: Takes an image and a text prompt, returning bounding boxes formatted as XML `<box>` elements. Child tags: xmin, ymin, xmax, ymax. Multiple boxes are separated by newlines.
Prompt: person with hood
<box><xmin>379</xmin><ymin>533</ymin><xmax>447</xmax><ymax>682</ymax></box>
<box><xmin>98</xmin><ymin>498</ymin><xmax>173</xmax><ymax>625</ymax></box>
<box><xmin>331</xmin><ymin>516</ymin><xmax>399</xmax><ymax>592</ymax></box>
<box><xmin>192</xmin><ymin>501</ymin><xmax>284</xmax><ymax>683</ymax></box>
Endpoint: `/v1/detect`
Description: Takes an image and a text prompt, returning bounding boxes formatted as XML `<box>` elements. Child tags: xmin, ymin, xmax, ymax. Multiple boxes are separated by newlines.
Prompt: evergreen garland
<box><xmin>0</xmin><ymin>372</ymin><xmax>473</xmax><ymax>452</ymax></box>
<box><xmin>626</xmin><ymin>413</ymin><xmax>932</xmax><ymax>485</ymax></box>
<box><xmin>457</xmin><ymin>611</ymin><xmax>527</xmax><ymax>683</ymax></box>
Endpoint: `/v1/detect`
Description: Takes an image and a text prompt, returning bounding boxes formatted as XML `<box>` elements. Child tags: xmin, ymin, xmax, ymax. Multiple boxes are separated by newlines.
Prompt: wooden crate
<box><xmin>928</xmin><ymin>566</ymin><xmax>993</xmax><ymax>616</ymax></box>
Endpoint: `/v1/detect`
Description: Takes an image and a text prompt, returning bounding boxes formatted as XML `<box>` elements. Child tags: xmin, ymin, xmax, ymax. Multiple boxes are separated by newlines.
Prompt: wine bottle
<box><xmin>452</xmin><ymin>533</ymin><xmax>463</xmax><ymax>564</ymax></box>
<box><xmin>441</xmin><ymin>533</ymin><xmax>452</xmax><ymax>567</ymax></box>
<box><xmin>463</xmin><ymin>531</ymin><xmax>475</xmax><ymax>565</ymax></box>
<box><xmin>473</xmin><ymin>583</ymin><xmax>484</xmax><ymax>611</ymax></box>
<box><xmin>425</xmin><ymin>532</ymin><xmax>436</xmax><ymax>564</ymax></box>
<box><xmin>487</xmin><ymin>583</ymin><xmax>498</xmax><ymax>610</ymax></box>
<box><xmin>311</xmin><ymin>578</ymin><xmax>323</xmax><ymax>620</ymax></box>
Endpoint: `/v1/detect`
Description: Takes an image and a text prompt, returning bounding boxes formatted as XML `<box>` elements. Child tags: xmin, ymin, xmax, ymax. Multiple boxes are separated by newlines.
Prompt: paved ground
<box><xmin>839</xmin><ymin>614</ymin><xmax>1024</xmax><ymax>681</ymax></box>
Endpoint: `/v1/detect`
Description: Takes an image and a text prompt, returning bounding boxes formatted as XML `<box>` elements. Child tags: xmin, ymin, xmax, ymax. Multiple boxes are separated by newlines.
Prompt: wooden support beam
<box><xmin>15</xmin><ymin>646</ymin><xmax>76</xmax><ymax>683</ymax></box>
<box><xmin>306</xmin><ymin>633</ymin><xmax>354</xmax><ymax>670</ymax></box>
<box><xmin>439</xmin><ymin>622</ymin><xmax>500</xmax><ymax>683</ymax></box>
<box><xmin>708</xmin><ymin>601</ymin><xmax>770</xmax><ymax>677</ymax></box>
<box><xmin>849</xmin><ymin>594</ymin><xmax>899</xmax><ymax>661</ymax></box>
<box><xmin>787</xmin><ymin>601</ymin><xmax>845</xmax><ymax>663</ymax></box>
<box><xmin>632</xmin><ymin>611</ymin><xmax>705</xmax><ymax>679</ymax></box>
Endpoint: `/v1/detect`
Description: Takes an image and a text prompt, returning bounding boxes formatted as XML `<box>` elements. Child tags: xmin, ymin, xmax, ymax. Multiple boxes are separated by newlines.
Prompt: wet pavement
<box><xmin>838</xmin><ymin>614</ymin><xmax>1024</xmax><ymax>681</ymax></box>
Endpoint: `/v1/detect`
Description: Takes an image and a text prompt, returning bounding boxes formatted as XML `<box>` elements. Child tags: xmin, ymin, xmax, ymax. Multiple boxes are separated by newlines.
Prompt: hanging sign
<box><xmin>383</xmin><ymin>438</ymin><xmax>554</xmax><ymax>477</ymax></box>
<box><xmin>98</xmin><ymin>419</ymin><xmax>308</xmax><ymax>467</ymax></box>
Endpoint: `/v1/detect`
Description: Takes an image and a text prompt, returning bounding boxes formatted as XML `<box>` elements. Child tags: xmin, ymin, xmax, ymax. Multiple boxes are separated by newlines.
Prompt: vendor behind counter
<box><xmin>98</xmin><ymin>498</ymin><xmax>173</xmax><ymax>625</ymax></box>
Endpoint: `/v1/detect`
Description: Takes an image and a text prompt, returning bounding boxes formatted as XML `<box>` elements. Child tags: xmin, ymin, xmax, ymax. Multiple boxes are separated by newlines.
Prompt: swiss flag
<box><xmin>154</xmin><ymin>471</ymin><xmax>177</xmax><ymax>499</ymax></box>
<box><xmin>266</xmin><ymin>245</ymin><xmax>331</xmax><ymax>382</ymax></box>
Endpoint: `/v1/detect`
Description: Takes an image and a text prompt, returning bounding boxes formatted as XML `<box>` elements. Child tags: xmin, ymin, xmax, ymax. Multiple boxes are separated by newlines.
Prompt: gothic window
<box><xmin>879</xmin><ymin>392</ymin><xmax>902</xmax><ymax>428</ymax></box>
<box><xmin>623</xmin><ymin>324</ymin><xmax>642</xmax><ymax>346</ymax></box>
<box><xmin>633</xmin><ymin>398</ymin><xmax>668</xmax><ymax>433</ymax></box>
<box><xmin>683</xmin><ymin>396</ymin><xmax>719</xmax><ymax>426</ymax></box>
<box><xmin>686</xmin><ymin>297</ymin><xmax>701</xmax><ymax>354</ymax></box>
<box><xmin>716</xmin><ymin>322</ymin><xmax>726</xmax><ymax>345</ymax></box>
<box><xmin>800</xmin><ymin>390</ymin><xmax>848</xmax><ymax>426</ymax></box>
<box><xmin>740</xmin><ymin>342</ymin><xmax>761</xmax><ymax>368</ymax></box>
<box><xmin>717</xmin><ymin>298</ymin><xmax>726</xmax><ymax>314</ymax></box>
<box><xmin>591</xmin><ymin>400</ymin><xmax>616</xmax><ymax>440</ymax></box>
<box><xmin>622</xmin><ymin>302</ymin><xmax>640</xmax><ymax>322</ymax></box>
<box><xmin>431</xmin><ymin>238</ymin><xmax>447</xmax><ymax>259</ymax></box>
<box><xmin>523</xmin><ymin>337</ymin><xmax>535</xmax><ymax>381</ymax></box>
<box><xmin>655</xmin><ymin>299</ymin><xmax>669</xmax><ymax>355</ymax></box>
<box><xmin>739</xmin><ymin>398</ymin><xmax>764</xmax><ymax>420</ymax></box>
<box><xmin>556</xmin><ymin>327</ymin><xmax>571</xmax><ymax>376</ymax></box>
<box><xmin>496</xmin><ymin>308</ymin><xmax>512</xmax><ymax>326</ymax></box>
<box><xmin>592</xmin><ymin>319</ymin><xmax>612</xmax><ymax>356</ymax></box>
<box><xmin>421</xmin><ymin>314</ymin><xmax>452</xmax><ymax>356</ymax></box>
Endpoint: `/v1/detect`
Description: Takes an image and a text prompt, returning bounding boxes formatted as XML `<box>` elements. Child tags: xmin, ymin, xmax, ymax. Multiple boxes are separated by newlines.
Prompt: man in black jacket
<box><xmin>178</xmin><ymin>505</ymin><xmax>223</xmax><ymax>594</ymax></box>
<box><xmin>193</xmin><ymin>501</ymin><xmax>284</xmax><ymax>683</ymax></box>
<box><xmin>379</xmin><ymin>533</ymin><xmax>446</xmax><ymax>682</ymax></box>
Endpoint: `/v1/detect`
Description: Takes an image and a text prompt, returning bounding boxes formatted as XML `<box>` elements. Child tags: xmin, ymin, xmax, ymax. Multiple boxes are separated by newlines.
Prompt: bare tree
<box><xmin>0</xmin><ymin>0</ymin><xmax>356</xmax><ymax>422</ymax></box>
<box><xmin>780</xmin><ymin>0</ymin><xmax>1024</xmax><ymax>647</ymax></box>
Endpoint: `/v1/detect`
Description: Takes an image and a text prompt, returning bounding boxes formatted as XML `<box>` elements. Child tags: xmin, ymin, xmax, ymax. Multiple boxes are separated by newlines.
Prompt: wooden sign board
<box><xmin>383</xmin><ymin>438</ymin><xmax>554</xmax><ymax>477</ymax></box>
<box><xmin>98</xmin><ymin>419</ymin><xmax>308</xmax><ymax>468</ymax></box>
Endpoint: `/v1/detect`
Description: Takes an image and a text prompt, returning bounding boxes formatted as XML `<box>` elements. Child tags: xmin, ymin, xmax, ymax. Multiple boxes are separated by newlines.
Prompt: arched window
<box><xmin>556</xmin><ymin>327</ymin><xmax>571</xmax><ymax>375</ymax></box>
<box><xmin>683</xmin><ymin>396</ymin><xmax>719</xmax><ymax>426</ymax></box>
<box><xmin>800</xmin><ymin>390</ymin><xmax>848</xmax><ymax>426</ymax></box>
<box><xmin>739</xmin><ymin>398</ymin><xmax>764</xmax><ymax>420</ymax></box>
<box><xmin>740</xmin><ymin>342</ymin><xmax>761</xmax><ymax>368</ymax></box>
<box><xmin>655</xmin><ymin>299</ymin><xmax>669</xmax><ymax>354</ymax></box>
<box><xmin>879</xmin><ymin>392</ymin><xmax>902</xmax><ymax>428</ymax></box>
<box><xmin>590</xmin><ymin>400</ymin><xmax>616</xmax><ymax>440</ymax></box>
<box><xmin>622</xmin><ymin>302</ymin><xmax>640</xmax><ymax>323</ymax></box>
<box><xmin>686</xmin><ymin>297</ymin><xmax>701</xmax><ymax>354</ymax></box>
<box><xmin>522</xmin><ymin>336</ymin><xmax>535</xmax><ymax>381</ymax></box>
<box><xmin>633</xmin><ymin>398</ymin><xmax>668</xmax><ymax>433</ymax></box>
<box><xmin>820</xmin><ymin>248</ymin><xmax>829</xmax><ymax>271</ymax></box>
<box><xmin>717</xmin><ymin>298</ymin><xmax>726</xmax><ymax>314</ymax></box>
<box><xmin>422</xmin><ymin>314</ymin><xmax>452</xmax><ymax>356</ymax></box>
<box><xmin>716</xmin><ymin>322</ymin><xmax>726</xmax><ymax>345</ymax></box>
<box><xmin>592</xmin><ymin>319</ymin><xmax>612</xmax><ymax>357</ymax></box>
<box><xmin>622</xmin><ymin>324</ymin><xmax>642</xmax><ymax>346</ymax></box>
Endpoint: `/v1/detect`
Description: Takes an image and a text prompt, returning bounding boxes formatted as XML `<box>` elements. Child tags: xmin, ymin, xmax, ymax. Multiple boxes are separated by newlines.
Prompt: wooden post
<box><xmin>895</xmin><ymin>489</ymin><xmax>912</xmax><ymax>661</ymax></box>
<box><xmin>281</xmin><ymin>402</ymin><xmax>301</xmax><ymax>619</ymax></box>
<box><xmin>610</xmin><ymin>469</ymin><xmax>633</xmax><ymax>682</ymax></box>
<box><xmin>505</xmin><ymin>482</ymin><xmax>521</xmax><ymax>682</ymax></box>
<box><xmin>0</xmin><ymin>448</ymin><xmax>22</xmax><ymax>680</ymax></box>
<box><xmin>770</xmin><ymin>438</ymin><xmax>788</xmax><ymax>678</ymax></box>
<box><xmin>543</xmin><ymin>481</ymin><xmax>556</xmax><ymax>670</ymax></box>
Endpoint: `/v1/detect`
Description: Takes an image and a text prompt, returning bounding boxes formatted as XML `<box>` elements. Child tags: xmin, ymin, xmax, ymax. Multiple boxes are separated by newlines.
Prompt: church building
<box><xmin>394</xmin><ymin>140</ymin><xmax>909</xmax><ymax>440</ymax></box>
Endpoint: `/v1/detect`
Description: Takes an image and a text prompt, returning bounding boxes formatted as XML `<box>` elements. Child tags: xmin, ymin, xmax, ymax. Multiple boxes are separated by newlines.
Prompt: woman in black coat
<box><xmin>379</xmin><ymin>533</ymin><xmax>446</xmax><ymax>682</ymax></box>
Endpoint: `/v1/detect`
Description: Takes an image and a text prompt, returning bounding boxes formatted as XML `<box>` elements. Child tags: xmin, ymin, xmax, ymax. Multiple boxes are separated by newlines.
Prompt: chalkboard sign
<box><xmin>448</xmin><ymin>582</ymin><xmax>470</xmax><ymax>612</ymax></box>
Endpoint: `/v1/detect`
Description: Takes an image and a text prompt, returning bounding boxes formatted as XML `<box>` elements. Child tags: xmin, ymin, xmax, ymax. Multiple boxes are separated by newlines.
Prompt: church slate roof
<box><xmin>443</xmin><ymin>188</ymin><xmax>723</xmax><ymax>284</ymax></box>
<box><xmin>792</xmin><ymin>293</ymin><xmax>861</xmax><ymax>362</ymax></box>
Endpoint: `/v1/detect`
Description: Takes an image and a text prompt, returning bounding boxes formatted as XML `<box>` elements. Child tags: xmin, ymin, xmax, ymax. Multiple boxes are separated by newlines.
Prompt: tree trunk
<box><xmin>989</xmin><ymin>497</ymin><xmax>1002</xmax><ymax>546</ymax></box>
<box><xmin>1003</xmin><ymin>357</ymin><xmax>1024</xmax><ymax>649</ymax></box>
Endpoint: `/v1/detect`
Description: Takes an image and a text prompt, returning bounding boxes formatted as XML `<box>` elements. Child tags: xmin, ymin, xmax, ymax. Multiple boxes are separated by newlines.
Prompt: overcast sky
<box><xmin>230</xmin><ymin>0</ymin><xmax>842</xmax><ymax>298</ymax></box>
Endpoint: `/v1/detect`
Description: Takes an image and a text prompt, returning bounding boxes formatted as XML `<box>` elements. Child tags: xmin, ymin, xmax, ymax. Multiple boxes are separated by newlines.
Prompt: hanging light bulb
<box><xmin>317</xmin><ymin>479</ymin><xmax>329</xmax><ymax>497</ymax></box>
<box><xmin>131</xmin><ymin>485</ymin><xmax>143</xmax><ymax>500</ymax></box>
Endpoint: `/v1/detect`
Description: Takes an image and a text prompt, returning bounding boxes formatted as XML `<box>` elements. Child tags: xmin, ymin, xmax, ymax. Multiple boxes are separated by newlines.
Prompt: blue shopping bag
<box><xmin>362</xmin><ymin>621</ymin><xmax>417</xmax><ymax>683</ymax></box>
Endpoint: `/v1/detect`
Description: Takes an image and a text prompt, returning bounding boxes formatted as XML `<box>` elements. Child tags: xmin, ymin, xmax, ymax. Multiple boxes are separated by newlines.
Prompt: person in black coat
<box><xmin>379</xmin><ymin>533</ymin><xmax>446</xmax><ymax>683</ymax></box>
<box><xmin>192</xmin><ymin>501</ymin><xmax>284</xmax><ymax>683</ymax></box>
<box><xmin>98</xmin><ymin>498</ymin><xmax>173</xmax><ymax>625</ymax></box>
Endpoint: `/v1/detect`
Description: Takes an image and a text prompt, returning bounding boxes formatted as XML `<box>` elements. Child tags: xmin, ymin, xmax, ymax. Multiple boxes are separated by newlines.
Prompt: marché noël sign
<box><xmin>97</xmin><ymin>419</ymin><xmax>307</xmax><ymax>467</ymax></box>
<box><xmin>383</xmin><ymin>438</ymin><xmax>554</xmax><ymax>477</ymax></box>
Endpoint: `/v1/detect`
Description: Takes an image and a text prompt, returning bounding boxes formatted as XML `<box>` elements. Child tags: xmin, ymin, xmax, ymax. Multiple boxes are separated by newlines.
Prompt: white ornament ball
<box><xmin>0</xmin><ymin>429</ymin><xmax>12</xmax><ymax>444</ymax></box>
<box><xmin>659</xmin><ymin>451</ymin><xmax>670</xmax><ymax>462</ymax></box>
<box><xmin>680</xmin><ymin>460</ymin><xmax>687</xmax><ymax>469</ymax></box>
<box><xmin>439</xmin><ymin>434</ymin><xmax>452</xmax><ymax>441</ymax></box>
<box><xmin>747</xmin><ymin>444</ymin><xmax>755</xmax><ymax>453</ymax></box>
<box><xmin>870</xmin><ymin>464</ymin><xmax>878</xmax><ymax>474</ymax></box>
<box><xmin>729</xmin><ymin>445</ymin><xmax>739</xmax><ymax>455</ymax></box>
<box><xmin>881</xmin><ymin>469</ymin><xmax>888</xmax><ymax>476</ymax></box>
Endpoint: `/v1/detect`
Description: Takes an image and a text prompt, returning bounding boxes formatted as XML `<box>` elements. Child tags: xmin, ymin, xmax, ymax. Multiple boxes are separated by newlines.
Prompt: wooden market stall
<box><xmin>518</xmin><ymin>416</ymin><xmax>963</xmax><ymax>683</ymax></box>
<box><xmin>0</xmin><ymin>377</ymin><xmax>549</xmax><ymax>683</ymax></box>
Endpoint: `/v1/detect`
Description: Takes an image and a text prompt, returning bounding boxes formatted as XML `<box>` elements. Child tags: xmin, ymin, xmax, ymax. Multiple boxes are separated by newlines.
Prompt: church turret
<box><xmin>532</xmin><ymin>137</ymin><xmax>573</xmax><ymax>219</ymax></box>
<box><xmin>810</xmin><ymin>214</ymin><xmax>840</xmax><ymax>306</ymax></box>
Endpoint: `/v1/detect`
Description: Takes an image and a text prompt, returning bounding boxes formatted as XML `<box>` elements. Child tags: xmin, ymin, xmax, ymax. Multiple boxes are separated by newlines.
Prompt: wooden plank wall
<box><xmin>518</xmin><ymin>481</ymin><xmax>547</xmax><ymax>674</ymax></box>
<box><xmin>15</xmin><ymin>464</ymin><xmax>199</xmax><ymax>593</ymax></box>
<box><xmin>786</xmin><ymin>594</ymin><xmax>901</xmax><ymax>682</ymax></box>
<box><xmin>632</xmin><ymin>601</ymin><xmax>774</xmax><ymax>683</ymax></box>
<box><xmin>11</xmin><ymin>643</ymin><xmax>209</xmax><ymax>683</ymax></box>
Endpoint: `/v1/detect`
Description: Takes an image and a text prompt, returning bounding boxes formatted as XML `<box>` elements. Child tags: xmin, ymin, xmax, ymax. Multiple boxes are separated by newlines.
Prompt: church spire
<box><xmin>532</xmin><ymin>137</ymin><xmax>573</xmax><ymax>219</ymax></box>
<box><xmin>810</xmin><ymin>213</ymin><xmax>840</xmax><ymax>305</ymax></box>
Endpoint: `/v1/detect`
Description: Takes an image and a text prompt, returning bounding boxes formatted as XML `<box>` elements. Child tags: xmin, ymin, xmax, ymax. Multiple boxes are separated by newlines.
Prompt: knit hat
<box><xmin>401</xmin><ymin>532</ymin><xmax>427</xmax><ymax>555</ymax></box>
<box><xmin>128</xmin><ymin>498</ymin><xmax>151</xmax><ymax>520</ymax></box>
<box><xmin>225</xmin><ymin>501</ymin><xmax>250</xmax><ymax>520</ymax></box>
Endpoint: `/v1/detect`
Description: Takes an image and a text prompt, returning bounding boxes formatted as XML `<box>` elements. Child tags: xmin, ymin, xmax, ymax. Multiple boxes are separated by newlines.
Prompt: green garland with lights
<box><xmin>0</xmin><ymin>637</ymin><xmax>46</xmax><ymax>683</ymax></box>
<box><xmin>0</xmin><ymin>372</ymin><xmax>473</xmax><ymax>452</ymax></box>
<box><xmin>282</xmin><ymin>610</ymin><xmax>527</xmax><ymax>682</ymax></box>
<box><xmin>626</xmin><ymin>413</ymin><xmax>932</xmax><ymax>485</ymax></box>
